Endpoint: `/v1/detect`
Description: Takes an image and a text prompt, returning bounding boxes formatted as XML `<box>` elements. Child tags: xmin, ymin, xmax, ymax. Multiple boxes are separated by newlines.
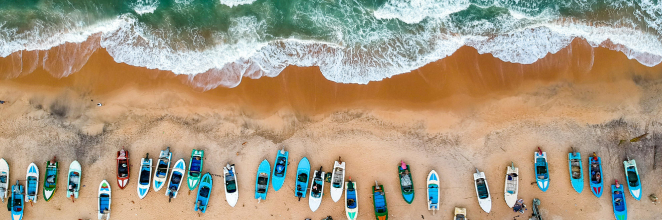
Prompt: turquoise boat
<box><xmin>271</xmin><ymin>149</ymin><xmax>288</xmax><ymax>191</ymax></box>
<box><xmin>534</xmin><ymin>148</ymin><xmax>550</xmax><ymax>192</ymax></box>
<box><xmin>623</xmin><ymin>159</ymin><xmax>641</xmax><ymax>200</ymax></box>
<box><xmin>9</xmin><ymin>180</ymin><xmax>23</xmax><ymax>220</ymax></box>
<box><xmin>611</xmin><ymin>180</ymin><xmax>627</xmax><ymax>220</ymax></box>
<box><xmin>255</xmin><ymin>159</ymin><xmax>271</xmax><ymax>201</ymax></box>
<box><xmin>568</xmin><ymin>150</ymin><xmax>584</xmax><ymax>193</ymax></box>
<box><xmin>589</xmin><ymin>153</ymin><xmax>604</xmax><ymax>198</ymax></box>
<box><xmin>195</xmin><ymin>173</ymin><xmax>213</xmax><ymax>214</ymax></box>
<box><xmin>187</xmin><ymin>149</ymin><xmax>204</xmax><ymax>191</ymax></box>
<box><xmin>295</xmin><ymin>157</ymin><xmax>310</xmax><ymax>200</ymax></box>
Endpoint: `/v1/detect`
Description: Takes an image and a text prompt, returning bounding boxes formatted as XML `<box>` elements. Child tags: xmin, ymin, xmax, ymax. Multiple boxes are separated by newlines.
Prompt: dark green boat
<box><xmin>372</xmin><ymin>181</ymin><xmax>388</xmax><ymax>220</ymax></box>
<box><xmin>398</xmin><ymin>161</ymin><xmax>414</xmax><ymax>204</ymax></box>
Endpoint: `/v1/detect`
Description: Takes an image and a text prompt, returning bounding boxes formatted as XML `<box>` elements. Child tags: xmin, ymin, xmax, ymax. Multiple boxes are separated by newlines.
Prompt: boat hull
<box><xmin>67</xmin><ymin>161</ymin><xmax>81</xmax><ymax>199</ymax></box>
<box><xmin>187</xmin><ymin>149</ymin><xmax>205</xmax><ymax>191</ymax></box>
<box><xmin>589</xmin><ymin>156</ymin><xmax>604</xmax><ymax>198</ymax></box>
<box><xmin>195</xmin><ymin>173</ymin><xmax>213</xmax><ymax>213</ymax></box>
<box><xmin>43</xmin><ymin>160</ymin><xmax>58</xmax><ymax>202</ymax></box>
<box><xmin>309</xmin><ymin>170</ymin><xmax>325</xmax><ymax>212</ymax></box>
<box><xmin>25</xmin><ymin>163</ymin><xmax>39</xmax><ymax>203</ymax></box>
<box><xmin>11</xmin><ymin>183</ymin><xmax>24</xmax><ymax>220</ymax></box>
<box><xmin>330</xmin><ymin>161</ymin><xmax>345</xmax><ymax>202</ymax></box>
<box><xmin>426</xmin><ymin>170</ymin><xmax>440</xmax><ymax>211</ymax></box>
<box><xmin>623</xmin><ymin>160</ymin><xmax>642</xmax><ymax>200</ymax></box>
<box><xmin>153</xmin><ymin>148</ymin><xmax>172</xmax><ymax>192</ymax></box>
<box><xmin>223</xmin><ymin>164</ymin><xmax>239</xmax><ymax>207</ymax></box>
<box><xmin>271</xmin><ymin>150</ymin><xmax>288</xmax><ymax>191</ymax></box>
<box><xmin>504</xmin><ymin>165</ymin><xmax>518</xmax><ymax>208</ymax></box>
<box><xmin>295</xmin><ymin>157</ymin><xmax>310</xmax><ymax>199</ymax></box>
<box><xmin>474</xmin><ymin>170</ymin><xmax>492</xmax><ymax>213</ymax></box>
<box><xmin>345</xmin><ymin>181</ymin><xmax>358</xmax><ymax>220</ymax></box>
<box><xmin>372</xmin><ymin>184</ymin><xmax>388</xmax><ymax>220</ymax></box>
<box><xmin>535</xmin><ymin>151</ymin><xmax>550</xmax><ymax>192</ymax></box>
<box><xmin>255</xmin><ymin>159</ymin><xmax>271</xmax><ymax>200</ymax></box>
<box><xmin>98</xmin><ymin>180</ymin><xmax>111</xmax><ymax>220</ymax></box>
<box><xmin>165</xmin><ymin>159</ymin><xmax>186</xmax><ymax>199</ymax></box>
<box><xmin>568</xmin><ymin>152</ymin><xmax>584</xmax><ymax>193</ymax></box>
<box><xmin>0</xmin><ymin>158</ymin><xmax>8</xmax><ymax>202</ymax></box>
<box><xmin>137</xmin><ymin>157</ymin><xmax>152</xmax><ymax>199</ymax></box>
<box><xmin>611</xmin><ymin>184</ymin><xmax>627</xmax><ymax>220</ymax></box>
<box><xmin>398</xmin><ymin>163</ymin><xmax>414</xmax><ymax>204</ymax></box>
<box><xmin>116</xmin><ymin>149</ymin><xmax>130</xmax><ymax>189</ymax></box>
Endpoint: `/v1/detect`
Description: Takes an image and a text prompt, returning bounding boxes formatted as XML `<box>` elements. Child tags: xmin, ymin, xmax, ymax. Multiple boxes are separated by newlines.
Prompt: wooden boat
<box><xmin>271</xmin><ymin>149</ymin><xmax>288</xmax><ymax>191</ymax></box>
<box><xmin>165</xmin><ymin>159</ymin><xmax>186</xmax><ymax>202</ymax></box>
<box><xmin>116</xmin><ymin>148</ymin><xmax>130</xmax><ymax>189</ymax></box>
<box><xmin>568</xmin><ymin>150</ymin><xmax>584</xmax><ymax>193</ymax></box>
<box><xmin>623</xmin><ymin>159</ymin><xmax>641</xmax><ymax>200</ymax></box>
<box><xmin>9</xmin><ymin>180</ymin><xmax>23</xmax><ymax>220</ymax></box>
<box><xmin>473</xmin><ymin>168</ymin><xmax>491</xmax><ymax>213</ymax></box>
<box><xmin>295</xmin><ymin>157</ymin><xmax>310</xmax><ymax>200</ymax></box>
<box><xmin>372</xmin><ymin>181</ymin><xmax>388</xmax><ymax>220</ymax></box>
<box><xmin>588</xmin><ymin>153</ymin><xmax>604</xmax><ymax>198</ymax></box>
<box><xmin>98</xmin><ymin>180</ymin><xmax>111</xmax><ymax>220</ymax></box>
<box><xmin>67</xmin><ymin>161</ymin><xmax>81</xmax><ymax>201</ymax></box>
<box><xmin>187</xmin><ymin>149</ymin><xmax>204</xmax><ymax>191</ymax></box>
<box><xmin>398</xmin><ymin>161</ymin><xmax>414</xmax><ymax>204</ymax></box>
<box><xmin>535</xmin><ymin>147</ymin><xmax>550</xmax><ymax>192</ymax></box>
<box><xmin>25</xmin><ymin>163</ymin><xmax>39</xmax><ymax>204</ymax></box>
<box><xmin>195</xmin><ymin>173</ymin><xmax>213</xmax><ymax>214</ymax></box>
<box><xmin>530</xmin><ymin>198</ymin><xmax>542</xmax><ymax>220</ymax></box>
<box><xmin>255</xmin><ymin>159</ymin><xmax>270</xmax><ymax>202</ymax></box>
<box><xmin>153</xmin><ymin>147</ymin><xmax>172</xmax><ymax>192</ymax></box>
<box><xmin>504</xmin><ymin>162</ymin><xmax>518</xmax><ymax>208</ymax></box>
<box><xmin>611</xmin><ymin>180</ymin><xmax>627</xmax><ymax>220</ymax></box>
<box><xmin>137</xmin><ymin>154</ymin><xmax>152</xmax><ymax>199</ymax></box>
<box><xmin>0</xmin><ymin>158</ymin><xmax>8</xmax><ymax>203</ymax></box>
<box><xmin>454</xmin><ymin>207</ymin><xmax>467</xmax><ymax>220</ymax></box>
<box><xmin>309</xmin><ymin>167</ymin><xmax>325</xmax><ymax>212</ymax></box>
<box><xmin>426</xmin><ymin>170</ymin><xmax>440</xmax><ymax>213</ymax></box>
<box><xmin>43</xmin><ymin>157</ymin><xmax>58</xmax><ymax>201</ymax></box>
<box><xmin>223</xmin><ymin>164</ymin><xmax>238</xmax><ymax>207</ymax></box>
<box><xmin>345</xmin><ymin>178</ymin><xmax>358</xmax><ymax>220</ymax></box>
<box><xmin>330</xmin><ymin>159</ymin><xmax>345</xmax><ymax>202</ymax></box>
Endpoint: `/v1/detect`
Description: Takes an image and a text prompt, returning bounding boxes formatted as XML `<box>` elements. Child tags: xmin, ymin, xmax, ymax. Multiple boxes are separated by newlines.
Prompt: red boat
<box><xmin>117</xmin><ymin>148</ymin><xmax>130</xmax><ymax>189</ymax></box>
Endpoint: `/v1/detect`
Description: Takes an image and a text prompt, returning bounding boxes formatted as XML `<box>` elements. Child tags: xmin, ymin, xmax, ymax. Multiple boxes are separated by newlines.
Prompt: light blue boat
<box><xmin>195</xmin><ymin>173</ymin><xmax>213</xmax><ymax>214</ymax></box>
<box><xmin>611</xmin><ymin>180</ymin><xmax>627</xmax><ymax>220</ymax></box>
<box><xmin>255</xmin><ymin>159</ymin><xmax>271</xmax><ymax>201</ymax></box>
<box><xmin>588</xmin><ymin>153</ymin><xmax>604</xmax><ymax>198</ymax></box>
<box><xmin>568</xmin><ymin>151</ymin><xmax>584</xmax><ymax>193</ymax></box>
<box><xmin>295</xmin><ymin>157</ymin><xmax>310</xmax><ymax>200</ymax></box>
<box><xmin>10</xmin><ymin>181</ymin><xmax>24</xmax><ymax>220</ymax></box>
<box><xmin>534</xmin><ymin>148</ymin><xmax>550</xmax><ymax>192</ymax></box>
<box><xmin>623</xmin><ymin>159</ymin><xmax>641</xmax><ymax>200</ymax></box>
<box><xmin>271</xmin><ymin>149</ymin><xmax>288</xmax><ymax>191</ymax></box>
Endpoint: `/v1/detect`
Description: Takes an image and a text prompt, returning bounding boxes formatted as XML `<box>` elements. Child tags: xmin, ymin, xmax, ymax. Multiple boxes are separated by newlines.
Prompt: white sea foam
<box><xmin>132</xmin><ymin>0</ymin><xmax>159</xmax><ymax>15</ymax></box>
<box><xmin>218</xmin><ymin>0</ymin><xmax>257</xmax><ymax>8</ymax></box>
<box><xmin>373</xmin><ymin>0</ymin><xmax>470</xmax><ymax>24</ymax></box>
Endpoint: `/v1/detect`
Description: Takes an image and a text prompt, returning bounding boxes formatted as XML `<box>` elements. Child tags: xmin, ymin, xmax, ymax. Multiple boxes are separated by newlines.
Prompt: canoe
<box><xmin>611</xmin><ymin>180</ymin><xmax>627</xmax><ymax>220</ymax></box>
<box><xmin>568</xmin><ymin>150</ymin><xmax>584</xmax><ymax>193</ymax></box>
<box><xmin>43</xmin><ymin>157</ymin><xmax>58</xmax><ymax>201</ymax></box>
<box><xmin>398</xmin><ymin>161</ymin><xmax>414</xmax><ymax>204</ymax></box>
<box><xmin>195</xmin><ymin>173</ymin><xmax>213</xmax><ymax>213</ymax></box>
<box><xmin>0</xmin><ymin>158</ymin><xmax>8</xmax><ymax>203</ymax></box>
<box><xmin>330</xmin><ymin>160</ymin><xmax>345</xmax><ymax>202</ymax></box>
<box><xmin>623</xmin><ymin>159</ymin><xmax>642</xmax><ymax>200</ymax></box>
<box><xmin>98</xmin><ymin>180</ymin><xmax>111</xmax><ymax>220</ymax></box>
<box><xmin>531</xmin><ymin>198</ymin><xmax>542</xmax><ymax>220</ymax></box>
<box><xmin>255</xmin><ymin>159</ymin><xmax>271</xmax><ymax>201</ymax></box>
<box><xmin>271</xmin><ymin>149</ymin><xmax>288</xmax><ymax>191</ymax></box>
<box><xmin>117</xmin><ymin>148</ymin><xmax>130</xmax><ymax>189</ymax></box>
<box><xmin>137</xmin><ymin>154</ymin><xmax>152</xmax><ymax>199</ymax></box>
<box><xmin>588</xmin><ymin>153</ymin><xmax>604</xmax><ymax>198</ymax></box>
<box><xmin>67</xmin><ymin>161</ymin><xmax>81</xmax><ymax>201</ymax></box>
<box><xmin>345</xmin><ymin>178</ymin><xmax>358</xmax><ymax>220</ymax></box>
<box><xmin>294</xmin><ymin>157</ymin><xmax>310</xmax><ymax>200</ymax></box>
<box><xmin>187</xmin><ymin>149</ymin><xmax>205</xmax><ymax>191</ymax></box>
<box><xmin>25</xmin><ymin>163</ymin><xmax>39</xmax><ymax>203</ymax></box>
<box><xmin>454</xmin><ymin>207</ymin><xmax>467</xmax><ymax>220</ymax></box>
<box><xmin>165</xmin><ymin>159</ymin><xmax>186</xmax><ymax>202</ymax></box>
<box><xmin>153</xmin><ymin>147</ymin><xmax>172</xmax><ymax>192</ymax></box>
<box><xmin>372</xmin><ymin>181</ymin><xmax>388</xmax><ymax>220</ymax></box>
<box><xmin>426</xmin><ymin>170</ymin><xmax>440</xmax><ymax>213</ymax></box>
<box><xmin>10</xmin><ymin>180</ymin><xmax>24</xmax><ymax>220</ymax></box>
<box><xmin>504</xmin><ymin>162</ymin><xmax>518</xmax><ymax>208</ymax></box>
<box><xmin>309</xmin><ymin>167</ymin><xmax>325</xmax><ymax>212</ymax></box>
<box><xmin>474</xmin><ymin>168</ymin><xmax>491</xmax><ymax>213</ymax></box>
<box><xmin>223</xmin><ymin>164</ymin><xmax>238</xmax><ymax>207</ymax></box>
<box><xmin>535</xmin><ymin>148</ymin><xmax>550</xmax><ymax>192</ymax></box>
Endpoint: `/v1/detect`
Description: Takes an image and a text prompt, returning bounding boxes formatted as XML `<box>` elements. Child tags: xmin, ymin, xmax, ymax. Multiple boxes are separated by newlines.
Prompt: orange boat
<box><xmin>117</xmin><ymin>148</ymin><xmax>130</xmax><ymax>189</ymax></box>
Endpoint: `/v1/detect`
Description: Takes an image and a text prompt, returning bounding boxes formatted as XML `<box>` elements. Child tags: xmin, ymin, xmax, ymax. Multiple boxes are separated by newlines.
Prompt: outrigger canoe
<box><xmin>117</xmin><ymin>148</ymin><xmax>130</xmax><ymax>189</ymax></box>
<box><xmin>25</xmin><ymin>163</ymin><xmax>39</xmax><ymax>204</ymax></box>
<box><xmin>372</xmin><ymin>181</ymin><xmax>388</xmax><ymax>220</ymax></box>
<box><xmin>504</xmin><ymin>162</ymin><xmax>518</xmax><ymax>208</ymax></box>
<box><xmin>255</xmin><ymin>159</ymin><xmax>271</xmax><ymax>202</ymax></box>
<box><xmin>223</xmin><ymin>164</ymin><xmax>238</xmax><ymax>207</ymax></box>
<box><xmin>137</xmin><ymin>154</ymin><xmax>152</xmax><ymax>199</ymax></box>
<box><xmin>165</xmin><ymin>159</ymin><xmax>186</xmax><ymax>202</ymax></box>
<box><xmin>153</xmin><ymin>147</ymin><xmax>172</xmax><ymax>192</ymax></box>
<box><xmin>535</xmin><ymin>147</ymin><xmax>550</xmax><ymax>192</ymax></box>
<box><xmin>195</xmin><ymin>173</ymin><xmax>213</xmax><ymax>214</ymax></box>
<box><xmin>589</xmin><ymin>153</ymin><xmax>604</xmax><ymax>198</ymax></box>
<box><xmin>9</xmin><ymin>180</ymin><xmax>24</xmax><ymax>220</ymax></box>
<box><xmin>330</xmin><ymin>159</ymin><xmax>345</xmax><ymax>202</ymax></box>
<box><xmin>474</xmin><ymin>168</ymin><xmax>491</xmax><ymax>213</ymax></box>
<box><xmin>568</xmin><ymin>150</ymin><xmax>584</xmax><ymax>193</ymax></box>
<box><xmin>271</xmin><ymin>149</ymin><xmax>288</xmax><ymax>191</ymax></box>
<box><xmin>426</xmin><ymin>170</ymin><xmax>440</xmax><ymax>214</ymax></box>
<box><xmin>0</xmin><ymin>158</ymin><xmax>8</xmax><ymax>203</ymax></box>
<box><xmin>67</xmin><ymin>161</ymin><xmax>81</xmax><ymax>201</ymax></box>
<box><xmin>309</xmin><ymin>167</ymin><xmax>325</xmax><ymax>212</ymax></box>
<box><xmin>398</xmin><ymin>161</ymin><xmax>414</xmax><ymax>204</ymax></box>
<box><xmin>611</xmin><ymin>180</ymin><xmax>627</xmax><ymax>220</ymax></box>
<box><xmin>345</xmin><ymin>178</ymin><xmax>358</xmax><ymax>220</ymax></box>
<box><xmin>187</xmin><ymin>149</ymin><xmax>204</xmax><ymax>191</ymax></box>
<box><xmin>623</xmin><ymin>159</ymin><xmax>642</xmax><ymax>200</ymax></box>
<box><xmin>98</xmin><ymin>180</ymin><xmax>111</xmax><ymax>220</ymax></box>
<box><xmin>43</xmin><ymin>157</ymin><xmax>58</xmax><ymax>201</ymax></box>
<box><xmin>295</xmin><ymin>157</ymin><xmax>310</xmax><ymax>200</ymax></box>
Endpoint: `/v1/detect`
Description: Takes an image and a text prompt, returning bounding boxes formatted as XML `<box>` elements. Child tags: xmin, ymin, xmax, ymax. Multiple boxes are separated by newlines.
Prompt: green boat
<box><xmin>372</xmin><ymin>181</ymin><xmax>388</xmax><ymax>220</ymax></box>
<box><xmin>398</xmin><ymin>161</ymin><xmax>414</xmax><ymax>204</ymax></box>
<box><xmin>43</xmin><ymin>157</ymin><xmax>58</xmax><ymax>202</ymax></box>
<box><xmin>187</xmin><ymin>149</ymin><xmax>205</xmax><ymax>191</ymax></box>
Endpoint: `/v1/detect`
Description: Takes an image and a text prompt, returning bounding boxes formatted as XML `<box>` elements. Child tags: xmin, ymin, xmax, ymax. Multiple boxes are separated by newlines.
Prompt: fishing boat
<box><xmin>426</xmin><ymin>170</ymin><xmax>440</xmax><ymax>214</ymax></box>
<box><xmin>43</xmin><ymin>157</ymin><xmax>58</xmax><ymax>201</ymax></box>
<box><xmin>255</xmin><ymin>159</ymin><xmax>271</xmax><ymax>202</ymax></box>
<box><xmin>623</xmin><ymin>159</ymin><xmax>642</xmax><ymax>200</ymax></box>
<box><xmin>195</xmin><ymin>173</ymin><xmax>213</xmax><ymax>214</ymax></box>
<box><xmin>588</xmin><ymin>153</ymin><xmax>604</xmax><ymax>198</ymax></box>
<box><xmin>25</xmin><ymin>163</ymin><xmax>39</xmax><ymax>204</ymax></box>
<box><xmin>187</xmin><ymin>149</ymin><xmax>204</xmax><ymax>191</ymax></box>
<box><xmin>535</xmin><ymin>147</ymin><xmax>550</xmax><ymax>192</ymax></box>
<box><xmin>398</xmin><ymin>161</ymin><xmax>414</xmax><ymax>204</ymax></box>
<box><xmin>294</xmin><ymin>157</ymin><xmax>310</xmax><ymax>201</ymax></box>
<box><xmin>345</xmin><ymin>178</ymin><xmax>358</xmax><ymax>220</ymax></box>
<box><xmin>98</xmin><ymin>180</ymin><xmax>111</xmax><ymax>220</ymax></box>
<box><xmin>116</xmin><ymin>148</ymin><xmax>130</xmax><ymax>189</ymax></box>
<box><xmin>137</xmin><ymin>153</ymin><xmax>152</xmax><ymax>199</ymax></box>
<box><xmin>330</xmin><ymin>159</ymin><xmax>345</xmax><ymax>202</ymax></box>
<box><xmin>568</xmin><ymin>150</ymin><xmax>584</xmax><ymax>193</ymax></box>
<box><xmin>0</xmin><ymin>158</ymin><xmax>8</xmax><ymax>202</ymax></box>
<box><xmin>67</xmin><ymin>160</ymin><xmax>81</xmax><ymax>201</ymax></box>
<box><xmin>454</xmin><ymin>207</ymin><xmax>467</xmax><ymax>220</ymax></box>
<box><xmin>223</xmin><ymin>164</ymin><xmax>238</xmax><ymax>207</ymax></box>
<box><xmin>530</xmin><ymin>198</ymin><xmax>542</xmax><ymax>220</ymax></box>
<box><xmin>372</xmin><ymin>181</ymin><xmax>388</xmax><ymax>220</ymax></box>
<box><xmin>271</xmin><ymin>149</ymin><xmax>288</xmax><ymax>191</ymax></box>
<box><xmin>153</xmin><ymin>147</ymin><xmax>172</xmax><ymax>192</ymax></box>
<box><xmin>165</xmin><ymin>159</ymin><xmax>186</xmax><ymax>202</ymax></box>
<box><xmin>10</xmin><ymin>181</ymin><xmax>23</xmax><ymax>220</ymax></box>
<box><xmin>611</xmin><ymin>180</ymin><xmax>627</xmax><ymax>220</ymax></box>
<box><xmin>504</xmin><ymin>162</ymin><xmax>518</xmax><ymax>208</ymax></box>
<box><xmin>309</xmin><ymin>167</ymin><xmax>325</xmax><ymax>212</ymax></box>
<box><xmin>474</xmin><ymin>168</ymin><xmax>491</xmax><ymax>213</ymax></box>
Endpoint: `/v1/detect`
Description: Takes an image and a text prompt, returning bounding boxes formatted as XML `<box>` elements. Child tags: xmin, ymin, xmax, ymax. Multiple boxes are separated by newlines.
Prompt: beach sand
<box><xmin>0</xmin><ymin>38</ymin><xmax>661</xmax><ymax>220</ymax></box>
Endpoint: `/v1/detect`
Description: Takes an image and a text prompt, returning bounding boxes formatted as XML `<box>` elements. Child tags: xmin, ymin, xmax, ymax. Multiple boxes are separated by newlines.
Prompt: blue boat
<box><xmin>623</xmin><ymin>159</ymin><xmax>642</xmax><ymax>200</ymax></box>
<box><xmin>588</xmin><ymin>153</ymin><xmax>604</xmax><ymax>198</ymax></box>
<box><xmin>255</xmin><ymin>159</ymin><xmax>271</xmax><ymax>201</ymax></box>
<box><xmin>9</xmin><ymin>181</ymin><xmax>24</xmax><ymax>220</ymax></box>
<box><xmin>195</xmin><ymin>173</ymin><xmax>213</xmax><ymax>214</ymax></box>
<box><xmin>295</xmin><ymin>157</ymin><xmax>310</xmax><ymax>200</ymax></box>
<box><xmin>534</xmin><ymin>148</ymin><xmax>550</xmax><ymax>192</ymax></box>
<box><xmin>611</xmin><ymin>180</ymin><xmax>627</xmax><ymax>220</ymax></box>
<box><xmin>568</xmin><ymin>150</ymin><xmax>584</xmax><ymax>193</ymax></box>
<box><xmin>271</xmin><ymin>149</ymin><xmax>288</xmax><ymax>191</ymax></box>
<box><xmin>426</xmin><ymin>170</ymin><xmax>440</xmax><ymax>213</ymax></box>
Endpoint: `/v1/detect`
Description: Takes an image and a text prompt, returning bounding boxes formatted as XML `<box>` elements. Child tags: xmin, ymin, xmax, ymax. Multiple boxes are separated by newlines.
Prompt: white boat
<box><xmin>330</xmin><ymin>160</ymin><xmax>345</xmax><ymax>202</ymax></box>
<box><xmin>309</xmin><ymin>168</ymin><xmax>325</xmax><ymax>212</ymax></box>
<box><xmin>504</xmin><ymin>162</ymin><xmax>518</xmax><ymax>208</ymax></box>
<box><xmin>426</xmin><ymin>170</ymin><xmax>440</xmax><ymax>213</ymax></box>
<box><xmin>98</xmin><ymin>180</ymin><xmax>111</xmax><ymax>220</ymax></box>
<box><xmin>137</xmin><ymin>154</ymin><xmax>152</xmax><ymax>199</ymax></box>
<box><xmin>344</xmin><ymin>179</ymin><xmax>358</xmax><ymax>220</ymax></box>
<box><xmin>474</xmin><ymin>168</ymin><xmax>492</xmax><ymax>213</ymax></box>
<box><xmin>165</xmin><ymin>159</ymin><xmax>186</xmax><ymax>201</ymax></box>
<box><xmin>0</xmin><ymin>158</ymin><xmax>8</xmax><ymax>202</ymax></box>
<box><xmin>67</xmin><ymin>161</ymin><xmax>82</xmax><ymax>200</ymax></box>
<box><xmin>25</xmin><ymin>163</ymin><xmax>39</xmax><ymax>203</ymax></box>
<box><xmin>223</xmin><ymin>164</ymin><xmax>239</xmax><ymax>207</ymax></box>
<box><xmin>153</xmin><ymin>147</ymin><xmax>172</xmax><ymax>192</ymax></box>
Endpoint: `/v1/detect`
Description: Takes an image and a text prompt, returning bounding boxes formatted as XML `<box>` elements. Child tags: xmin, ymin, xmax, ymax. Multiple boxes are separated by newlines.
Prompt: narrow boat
<box><xmin>153</xmin><ymin>147</ymin><xmax>172</xmax><ymax>192</ymax></box>
<box><xmin>504</xmin><ymin>162</ymin><xmax>518</xmax><ymax>208</ymax></box>
<box><xmin>43</xmin><ymin>157</ymin><xmax>58</xmax><ymax>201</ymax></box>
<box><xmin>116</xmin><ymin>148</ymin><xmax>130</xmax><ymax>189</ymax></box>
<box><xmin>531</xmin><ymin>198</ymin><xmax>542</xmax><ymax>220</ymax></box>
<box><xmin>294</xmin><ymin>157</ymin><xmax>310</xmax><ymax>201</ymax></box>
<box><xmin>137</xmin><ymin>153</ymin><xmax>152</xmax><ymax>199</ymax></box>
<box><xmin>195</xmin><ymin>173</ymin><xmax>213</xmax><ymax>214</ymax></box>
<box><xmin>223</xmin><ymin>164</ymin><xmax>238</xmax><ymax>207</ymax></box>
<box><xmin>535</xmin><ymin>147</ymin><xmax>550</xmax><ymax>192</ymax></box>
<box><xmin>25</xmin><ymin>163</ymin><xmax>39</xmax><ymax>204</ymax></box>
<box><xmin>255</xmin><ymin>159</ymin><xmax>271</xmax><ymax>202</ymax></box>
<box><xmin>165</xmin><ymin>159</ymin><xmax>186</xmax><ymax>202</ymax></box>
<box><xmin>611</xmin><ymin>180</ymin><xmax>627</xmax><ymax>220</ymax></box>
<box><xmin>67</xmin><ymin>161</ymin><xmax>81</xmax><ymax>201</ymax></box>
<box><xmin>330</xmin><ymin>159</ymin><xmax>345</xmax><ymax>202</ymax></box>
<box><xmin>345</xmin><ymin>178</ymin><xmax>358</xmax><ymax>220</ymax></box>
<box><xmin>454</xmin><ymin>207</ymin><xmax>467</xmax><ymax>220</ymax></box>
<box><xmin>271</xmin><ymin>149</ymin><xmax>288</xmax><ymax>191</ymax></box>
<box><xmin>0</xmin><ymin>158</ymin><xmax>8</xmax><ymax>202</ymax></box>
<box><xmin>588</xmin><ymin>153</ymin><xmax>604</xmax><ymax>198</ymax></box>
<box><xmin>187</xmin><ymin>149</ymin><xmax>204</xmax><ymax>191</ymax></box>
<box><xmin>474</xmin><ymin>168</ymin><xmax>491</xmax><ymax>213</ymax></box>
<box><xmin>426</xmin><ymin>170</ymin><xmax>440</xmax><ymax>214</ymax></box>
<box><xmin>568</xmin><ymin>150</ymin><xmax>584</xmax><ymax>193</ymax></box>
<box><xmin>623</xmin><ymin>159</ymin><xmax>641</xmax><ymax>200</ymax></box>
<box><xmin>309</xmin><ymin>166</ymin><xmax>325</xmax><ymax>212</ymax></box>
<box><xmin>398</xmin><ymin>161</ymin><xmax>414</xmax><ymax>204</ymax></box>
<box><xmin>372</xmin><ymin>181</ymin><xmax>388</xmax><ymax>220</ymax></box>
<box><xmin>9</xmin><ymin>181</ymin><xmax>23</xmax><ymax>220</ymax></box>
<box><xmin>98</xmin><ymin>180</ymin><xmax>111</xmax><ymax>220</ymax></box>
